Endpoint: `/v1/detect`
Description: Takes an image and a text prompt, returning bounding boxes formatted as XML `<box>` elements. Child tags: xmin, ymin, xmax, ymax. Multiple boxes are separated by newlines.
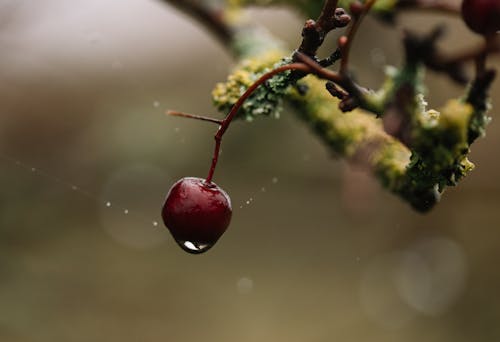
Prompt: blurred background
<box><xmin>0</xmin><ymin>0</ymin><xmax>499</xmax><ymax>341</ymax></box>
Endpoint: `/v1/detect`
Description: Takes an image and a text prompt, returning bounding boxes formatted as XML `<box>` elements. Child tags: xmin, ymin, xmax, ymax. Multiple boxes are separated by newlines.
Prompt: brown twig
<box><xmin>339</xmin><ymin>0</ymin><xmax>377</xmax><ymax>74</ymax></box>
<box><xmin>205</xmin><ymin>63</ymin><xmax>312</xmax><ymax>183</ymax></box>
<box><xmin>171</xmin><ymin>53</ymin><xmax>370</xmax><ymax>183</ymax></box>
<box><xmin>294</xmin><ymin>51</ymin><xmax>371</xmax><ymax>112</ymax></box>
<box><xmin>297</xmin><ymin>0</ymin><xmax>351</xmax><ymax>57</ymax></box>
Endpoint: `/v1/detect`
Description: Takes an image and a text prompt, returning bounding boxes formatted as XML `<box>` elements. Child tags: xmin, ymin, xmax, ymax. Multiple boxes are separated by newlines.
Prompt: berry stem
<box><xmin>205</xmin><ymin>62</ymin><xmax>311</xmax><ymax>184</ymax></box>
<box><xmin>205</xmin><ymin>54</ymin><xmax>373</xmax><ymax>183</ymax></box>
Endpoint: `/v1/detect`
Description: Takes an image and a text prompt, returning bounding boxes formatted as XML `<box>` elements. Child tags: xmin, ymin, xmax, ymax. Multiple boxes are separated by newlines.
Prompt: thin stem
<box><xmin>176</xmin><ymin>52</ymin><xmax>373</xmax><ymax>184</ymax></box>
<box><xmin>319</xmin><ymin>48</ymin><xmax>342</xmax><ymax>67</ymax></box>
<box><xmin>340</xmin><ymin>0</ymin><xmax>378</xmax><ymax>73</ymax></box>
<box><xmin>294</xmin><ymin>51</ymin><xmax>365</xmax><ymax>99</ymax></box>
<box><xmin>167</xmin><ymin>110</ymin><xmax>223</xmax><ymax>125</ymax></box>
<box><xmin>205</xmin><ymin>63</ymin><xmax>311</xmax><ymax>183</ymax></box>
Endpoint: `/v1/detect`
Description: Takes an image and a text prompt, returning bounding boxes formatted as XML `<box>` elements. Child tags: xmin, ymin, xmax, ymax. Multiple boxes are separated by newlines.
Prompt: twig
<box><xmin>297</xmin><ymin>0</ymin><xmax>351</xmax><ymax>57</ymax></box>
<box><xmin>205</xmin><ymin>62</ymin><xmax>311</xmax><ymax>183</ymax></box>
<box><xmin>294</xmin><ymin>51</ymin><xmax>368</xmax><ymax>111</ymax></box>
<box><xmin>319</xmin><ymin>48</ymin><xmax>342</xmax><ymax>67</ymax></box>
<box><xmin>340</xmin><ymin>0</ymin><xmax>378</xmax><ymax>74</ymax></box>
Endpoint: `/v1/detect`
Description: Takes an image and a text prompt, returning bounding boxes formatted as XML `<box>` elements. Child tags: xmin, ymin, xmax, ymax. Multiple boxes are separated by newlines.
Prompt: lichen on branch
<box><xmin>167</xmin><ymin>0</ymin><xmax>495</xmax><ymax>212</ymax></box>
<box><xmin>209</xmin><ymin>33</ymin><xmax>492</xmax><ymax>212</ymax></box>
<box><xmin>212</xmin><ymin>51</ymin><xmax>293</xmax><ymax>120</ymax></box>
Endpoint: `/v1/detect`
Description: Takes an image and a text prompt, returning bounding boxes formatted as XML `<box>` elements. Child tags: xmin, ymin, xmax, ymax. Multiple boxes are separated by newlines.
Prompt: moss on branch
<box><xmin>167</xmin><ymin>0</ymin><xmax>492</xmax><ymax>212</ymax></box>
<box><xmin>211</xmin><ymin>42</ymin><xmax>490</xmax><ymax>212</ymax></box>
<box><xmin>212</xmin><ymin>51</ymin><xmax>293</xmax><ymax>120</ymax></box>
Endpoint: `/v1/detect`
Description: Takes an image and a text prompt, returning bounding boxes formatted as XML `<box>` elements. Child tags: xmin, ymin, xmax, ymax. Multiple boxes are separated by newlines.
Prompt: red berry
<box><xmin>461</xmin><ymin>0</ymin><xmax>500</xmax><ymax>35</ymax></box>
<box><xmin>162</xmin><ymin>177</ymin><xmax>232</xmax><ymax>254</ymax></box>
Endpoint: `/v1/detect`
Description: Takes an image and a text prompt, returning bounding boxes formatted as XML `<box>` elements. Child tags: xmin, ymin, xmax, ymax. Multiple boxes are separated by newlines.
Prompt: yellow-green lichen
<box><xmin>290</xmin><ymin>75</ymin><xmax>411</xmax><ymax>172</ymax></box>
<box><xmin>407</xmin><ymin>99</ymin><xmax>475</xmax><ymax>194</ymax></box>
<box><xmin>210</xmin><ymin>35</ymin><xmax>489</xmax><ymax>212</ymax></box>
<box><xmin>212</xmin><ymin>50</ymin><xmax>292</xmax><ymax>120</ymax></box>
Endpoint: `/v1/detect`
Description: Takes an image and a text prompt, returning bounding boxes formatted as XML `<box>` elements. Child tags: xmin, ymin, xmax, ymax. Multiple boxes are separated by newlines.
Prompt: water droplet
<box><xmin>71</xmin><ymin>185</ymin><xmax>78</xmax><ymax>191</ymax></box>
<box><xmin>177</xmin><ymin>240</ymin><xmax>213</xmax><ymax>254</ymax></box>
<box><xmin>272</xmin><ymin>177</ymin><xmax>278</xmax><ymax>184</ymax></box>
<box><xmin>152</xmin><ymin>221</ymin><xmax>159</xmax><ymax>227</ymax></box>
<box><xmin>239</xmin><ymin>205</ymin><xmax>243</xmax><ymax>209</ymax></box>
<box><xmin>105</xmin><ymin>201</ymin><xmax>111</xmax><ymax>207</ymax></box>
<box><xmin>153</xmin><ymin>101</ymin><xmax>160</xmax><ymax>108</ymax></box>
<box><xmin>31</xmin><ymin>167</ymin><xmax>36</xmax><ymax>172</ymax></box>
<box><xmin>261</xmin><ymin>187</ymin><xmax>266</xmax><ymax>192</ymax></box>
<box><xmin>237</xmin><ymin>277</ymin><xmax>254</xmax><ymax>294</ymax></box>
<box><xmin>246</xmin><ymin>200</ymin><xmax>250</xmax><ymax>205</ymax></box>
<box><xmin>124</xmin><ymin>209</ymin><xmax>129</xmax><ymax>215</ymax></box>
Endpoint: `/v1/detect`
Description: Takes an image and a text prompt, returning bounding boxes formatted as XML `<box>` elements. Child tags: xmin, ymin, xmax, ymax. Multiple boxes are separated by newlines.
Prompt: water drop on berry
<box><xmin>162</xmin><ymin>177</ymin><xmax>232</xmax><ymax>254</ymax></box>
<box><xmin>179</xmin><ymin>240</ymin><xmax>212</xmax><ymax>254</ymax></box>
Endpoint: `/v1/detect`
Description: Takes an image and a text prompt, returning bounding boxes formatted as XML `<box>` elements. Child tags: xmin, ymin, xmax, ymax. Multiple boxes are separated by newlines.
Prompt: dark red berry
<box><xmin>162</xmin><ymin>177</ymin><xmax>232</xmax><ymax>254</ymax></box>
<box><xmin>461</xmin><ymin>0</ymin><xmax>500</xmax><ymax>35</ymax></box>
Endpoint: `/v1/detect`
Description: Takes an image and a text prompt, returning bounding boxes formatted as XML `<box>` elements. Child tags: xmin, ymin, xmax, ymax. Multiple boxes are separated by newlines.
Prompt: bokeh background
<box><xmin>1</xmin><ymin>1</ymin><xmax>500</xmax><ymax>341</ymax></box>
